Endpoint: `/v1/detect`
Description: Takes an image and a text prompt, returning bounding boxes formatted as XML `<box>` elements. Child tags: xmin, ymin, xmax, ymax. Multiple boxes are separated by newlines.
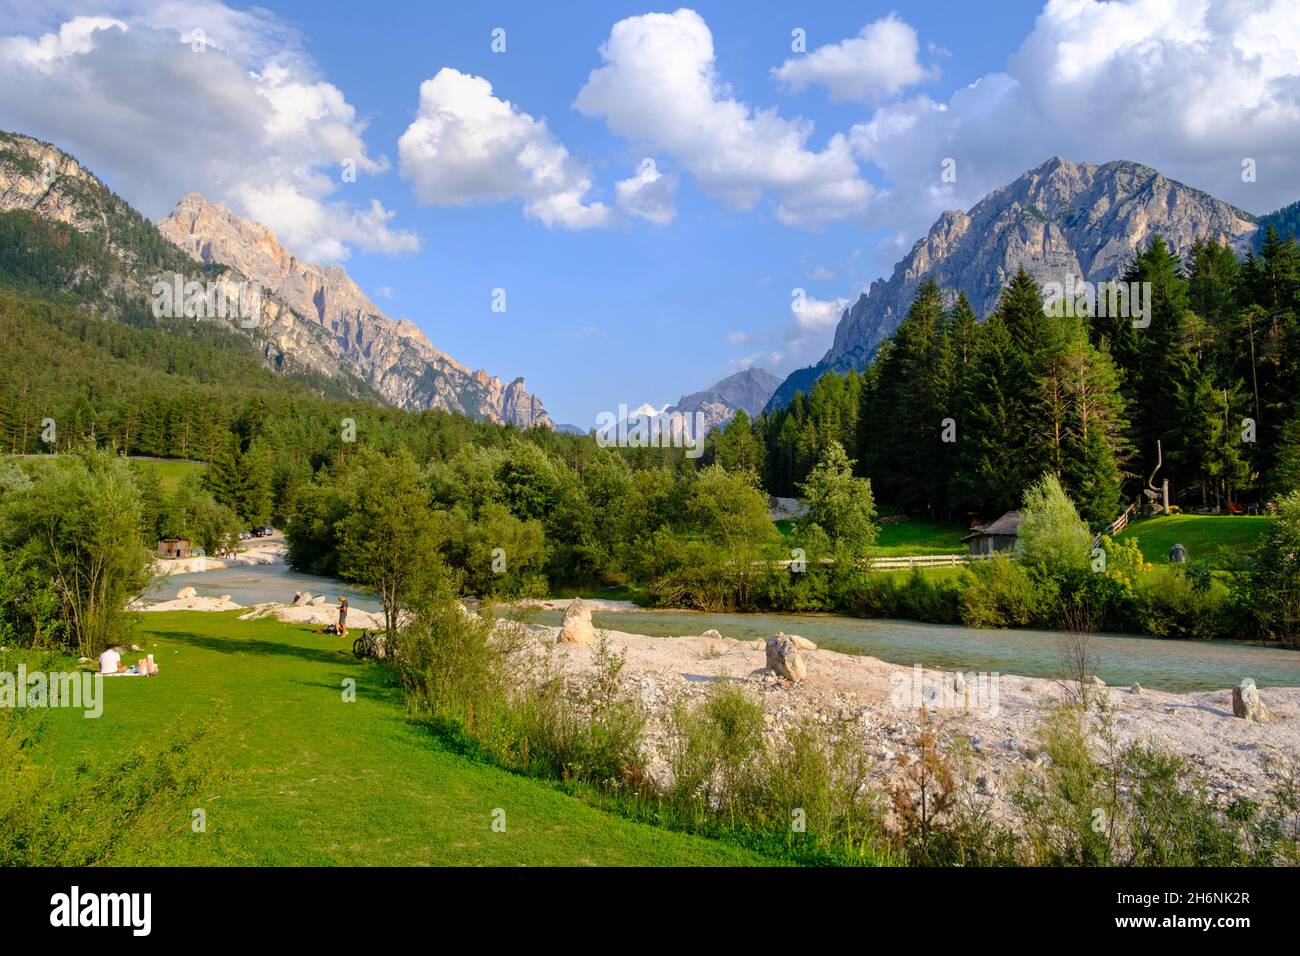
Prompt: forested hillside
<box><xmin>754</xmin><ymin>231</ymin><xmax>1300</xmax><ymax>524</ymax></box>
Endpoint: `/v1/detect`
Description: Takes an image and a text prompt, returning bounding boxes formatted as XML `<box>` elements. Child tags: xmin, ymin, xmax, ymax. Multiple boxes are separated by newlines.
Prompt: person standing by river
<box><xmin>337</xmin><ymin>595</ymin><xmax>349</xmax><ymax>637</ymax></box>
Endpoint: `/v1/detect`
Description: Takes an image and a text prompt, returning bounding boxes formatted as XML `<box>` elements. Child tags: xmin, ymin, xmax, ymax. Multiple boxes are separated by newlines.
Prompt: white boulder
<box><xmin>558</xmin><ymin>598</ymin><xmax>597</xmax><ymax>646</ymax></box>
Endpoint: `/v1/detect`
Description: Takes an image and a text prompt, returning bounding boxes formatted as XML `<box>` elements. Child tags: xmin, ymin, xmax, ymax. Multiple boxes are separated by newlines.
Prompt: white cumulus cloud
<box><xmin>792</xmin><ymin>292</ymin><xmax>849</xmax><ymax>333</ymax></box>
<box><xmin>848</xmin><ymin>0</ymin><xmax>1300</xmax><ymax>254</ymax></box>
<box><xmin>0</xmin><ymin>3</ymin><xmax>417</xmax><ymax>264</ymax></box>
<box><xmin>574</xmin><ymin>8</ymin><xmax>873</xmax><ymax>229</ymax></box>
<box><xmin>773</xmin><ymin>14</ymin><xmax>938</xmax><ymax>103</ymax></box>
<box><xmin>398</xmin><ymin>67</ymin><xmax>610</xmax><ymax>230</ymax></box>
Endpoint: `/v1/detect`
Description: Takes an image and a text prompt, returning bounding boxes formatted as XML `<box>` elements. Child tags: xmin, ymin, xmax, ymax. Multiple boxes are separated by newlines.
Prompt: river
<box><xmin>140</xmin><ymin>562</ymin><xmax>384</xmax><ymax>613</ymax></box>
<box><xmin>139</xmin><ymin>563</ymin><xmax>1299</xmax><ymax>692</ymax></box>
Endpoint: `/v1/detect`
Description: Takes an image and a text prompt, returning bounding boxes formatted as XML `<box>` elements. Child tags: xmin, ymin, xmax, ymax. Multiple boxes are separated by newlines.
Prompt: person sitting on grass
<box><xmin>98</xmin><ymin>645</ymin><xmax>127</xmax><ymax>675</ymax></box>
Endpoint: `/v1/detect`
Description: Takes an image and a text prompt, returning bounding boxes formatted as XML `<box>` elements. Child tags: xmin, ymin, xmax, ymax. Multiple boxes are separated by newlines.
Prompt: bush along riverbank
<box><xmin>737</xmin><ymin>479</ymin><xmax>1299</xmax><ymax>648</ymax></box>
<box><xmin>385</xmin><ymin>597</ymin><xmax>1300</xmax><ymax>867</ymax></box>
<box><xmin>279</xmin><ymin>441</ymin><xmax>1300</xmax><ymax>648</ymax></box>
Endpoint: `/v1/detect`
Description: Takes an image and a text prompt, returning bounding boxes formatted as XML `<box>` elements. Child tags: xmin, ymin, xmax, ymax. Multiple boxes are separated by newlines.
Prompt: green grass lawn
<box><xmin>1115</xmin><ymin>514</ymin><xmax>1267</xmax><ymax>570</ymax></box>
<box><xmin>874</xmin><ymin>520</ymin><xmax>968</xmax><ymax>556</ymax></box>
<box><xmin>27</xmin><ymin>611</ymin><xmax>767</xmax><ymax>866</ymax></box>
<box><xmin>777</xmin><ymin>516</ymin><xmax>967</xmax><ymax>557</ymax></box>
<box><xmin>129</xmin><ymin>456</ymin><xmax>206</xmax><ymax>494</ymax></box>
<box><xmin>4</xmin><ymin>454</ymin><xmax>206</xmax><ymax>495</ymax></box>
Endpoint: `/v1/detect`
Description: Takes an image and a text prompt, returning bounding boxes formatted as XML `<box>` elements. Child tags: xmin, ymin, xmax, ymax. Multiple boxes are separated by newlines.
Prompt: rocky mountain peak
<box><xmin>768</xmin><ymin>156</ymin><xmax>1261</xmax><ymax>412</ymax></box>
<box><xmin>158</xmin><ymin>193</ymin><xmax>552</xmax><ymax>429</ymax></box>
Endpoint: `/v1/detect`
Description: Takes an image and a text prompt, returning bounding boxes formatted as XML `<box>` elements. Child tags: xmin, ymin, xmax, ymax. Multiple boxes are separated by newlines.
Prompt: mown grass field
<box><xmin>26</xmin><ymin>611</ymin><xmax>767</xmax><ymax>866</ymax></box>
<box><xmin>4</xmin><ymin>454</ymin><xmax>206</xmax><ymax>495</ymax></box>
<box><xmin>777</xmin><ymin>516</ymin><xmax>968</xmax><ymax>557</ymax></box>
<box><xmin>1116</xmin><ymin>514</ymin><xmax>1267</xmax><ymax>570</ymax></box>
<box><xmin>874</xmin><ymin>520</ymin><xmax>968</xmax><ymax>556</ymax></box>
<box><xmin>128</xmin><ymin>456</ymin><xmax>207</xmax><ymax>493</ymax></box>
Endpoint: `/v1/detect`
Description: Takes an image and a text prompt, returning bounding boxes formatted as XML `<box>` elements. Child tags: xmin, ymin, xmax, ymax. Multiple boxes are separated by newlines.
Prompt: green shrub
<box><xmin>498</xmin><ymin>636</ymin><xmax>648</xmax><ymax>788</ymax></box>
<box><xmin>389</xmin><ymin>599</ymin><xmax>509</xmax><ymax>723</ymax></box>
<box><xmin>1118</xmin><ymin>744</ymin><xmax>1253</xmax><ymax>866</ymax></box>
<box><xmin>1233</xmin><ymin>490</ymin><xmax>1300</xmax><ymax>647</ymax></box>
<box><xmin>1017</xmin><ymin>474</ymin><xmax>1094</xmax><ymax>582</ymax></box>
<box><xmin>668</xmin><ymin>683</ymin><xmax>765</xmax><ymax>813</ymax></box>
<box><xmin>1011</xmin><ymin>705</ymin><xmax>1122</xmax><ymax>865</ymax></box>
<box><xmin>959</xmin><ymin>556</ymin><xmax>1054</xmax><ymax>628</ymax></box>
<box><xmin>1010</xmin><ymin>703</ymin><xmax>1294</xmax><ymax>866</ymax></box>
<box><xmin>667</xmin><ymin>683</ymin><xmax>886</xmax><ymax>860</ymax></box>
<box><xmin>0</xmin><ymin>444</ymin><xmax>152</xmax><ymax>656</ymax></box>
<box><xmin>760</xmin><ymin>563</ymin><xmax>833</xmax><ymax>613</ymax></box>
<box><xmin>895</xmin><ymin>568</ymin><xmax>962</xmax><ymax>623</ymax></box>
<box><xmin>394</xmin><ymin>604</ymin><xmax>647</xmax><ymax>789</ymax></box>
<box><xmin>1135</xmin><ymin>566</ymin><xmax>1226</xmax><ymax>640</ymax></box>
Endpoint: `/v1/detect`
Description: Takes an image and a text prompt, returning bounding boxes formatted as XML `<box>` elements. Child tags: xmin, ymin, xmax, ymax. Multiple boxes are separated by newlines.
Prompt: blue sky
<box><xmin>3</xmin><ymin>1</ymin><xmax>1299</xmax><ymax>427</ymax></box>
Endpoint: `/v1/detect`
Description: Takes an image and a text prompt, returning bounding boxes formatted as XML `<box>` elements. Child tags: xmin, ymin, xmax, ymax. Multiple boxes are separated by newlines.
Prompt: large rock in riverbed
<box><xmin>559</xmin><ymin>598</ymin><xmax>597</xmax><ymax>646</ymax></box>
<box><xmin>766</xmin><ymin>633</ymin><xmax>807</xmax><ymax>682</ymax></box>
<box><xmin>1232</xmin><ymin>679</ymin><xmax>1271</xmax><ymax>723</ymax></box>
<box><xmin>176</xmin><ymin>586</ymin><xmax>197</xmax><ymax>599</ymax></box>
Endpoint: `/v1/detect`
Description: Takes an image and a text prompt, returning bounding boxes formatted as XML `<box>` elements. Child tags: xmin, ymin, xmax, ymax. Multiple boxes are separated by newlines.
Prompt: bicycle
<box><xmin>352</xmin><ymin>629</ymin><xmax>384</xmax><ymax>660</ymax></box>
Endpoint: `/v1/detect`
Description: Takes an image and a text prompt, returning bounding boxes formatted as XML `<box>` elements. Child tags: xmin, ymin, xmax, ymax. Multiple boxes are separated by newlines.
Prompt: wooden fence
<box><xmin>1092</xmin><ymin>501</ymin><xmax>1139</xmax><ymax>550</ymax></box>
<box><xmin>770</xmin><ymin>552</ymin><xmax>995</xmax><ymax>572</ymax></box>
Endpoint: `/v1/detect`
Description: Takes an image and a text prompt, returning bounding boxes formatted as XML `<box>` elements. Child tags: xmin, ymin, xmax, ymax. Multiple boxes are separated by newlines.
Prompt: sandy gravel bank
<box><xmin>514</xmin><ymin>617</ymin><xmax>1299</xmax><ymax>817</ymax></box>
<box><xmin>153</xmin><ymin>541</ymin><xmax>286</xmax><ymax>576</ymax></box>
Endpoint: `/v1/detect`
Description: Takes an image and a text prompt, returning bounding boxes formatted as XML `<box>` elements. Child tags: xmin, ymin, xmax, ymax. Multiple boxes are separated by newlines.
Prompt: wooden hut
<box><xmin>157</xmin><ymin>538</ymin><xmax>191</xmax><ymax>559</ymax></box>
<box><xmin>961</xmin><ymin>511</ymin><xmax>1022</xmax><ymax>557</ymax></box>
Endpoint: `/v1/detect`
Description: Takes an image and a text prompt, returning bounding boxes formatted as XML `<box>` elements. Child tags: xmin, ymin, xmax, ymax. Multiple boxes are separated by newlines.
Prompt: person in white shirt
<box><xmin>98</xmin><ymin>646</ymin><xmax>126</xmax><ymax>675</ymax></box>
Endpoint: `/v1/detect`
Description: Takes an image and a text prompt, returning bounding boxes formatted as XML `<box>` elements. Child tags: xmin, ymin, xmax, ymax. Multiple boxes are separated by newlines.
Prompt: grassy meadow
<box><xmin>18</xmin><ymin>611</ymin><xmax>766</xmax><ymax>866</ymax></box>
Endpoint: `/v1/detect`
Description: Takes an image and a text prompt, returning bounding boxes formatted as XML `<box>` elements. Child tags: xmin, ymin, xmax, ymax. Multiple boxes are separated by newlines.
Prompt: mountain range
<box><xmin>766</xmin><ymin>156</ymin><xmax>1275</xmax><ymax>412</ymax></box>
<box><xmin>6</xmin><ymin>129</ymin><xmax>1295</xmax><ymax>436</ymax></box>
<box><xmin>0</xmin><ymin>131</ymin><xmax>551</xmax><ymax>429</ymax></box>
<box><xmin>598</xmin><ymin>366</ymin><xmax>781</xmax><ymax>438</ymax></box>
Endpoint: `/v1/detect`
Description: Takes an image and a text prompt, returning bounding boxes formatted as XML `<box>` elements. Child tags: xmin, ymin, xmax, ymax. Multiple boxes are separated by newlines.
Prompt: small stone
<box><xmin>1130</xmin><ymin>682</ymin><xmax>1142</xmax><ymax>694</ymax></box>
<box><xmin>701</xmin><ymin>628</ymin><xmax>722</xmax><ymax>640</ymax></box>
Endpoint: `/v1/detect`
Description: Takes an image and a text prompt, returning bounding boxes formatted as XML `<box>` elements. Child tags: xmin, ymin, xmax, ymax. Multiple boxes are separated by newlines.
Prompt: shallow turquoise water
<box><xmin>140</xmin><ymin>564</ymin><xmax>1300</xmax><ymax>692</ymax></box>
<box><xmin>140</xmin><ymin>562</ymin><xmax>383</xmax><ymax>613</ymax></box>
